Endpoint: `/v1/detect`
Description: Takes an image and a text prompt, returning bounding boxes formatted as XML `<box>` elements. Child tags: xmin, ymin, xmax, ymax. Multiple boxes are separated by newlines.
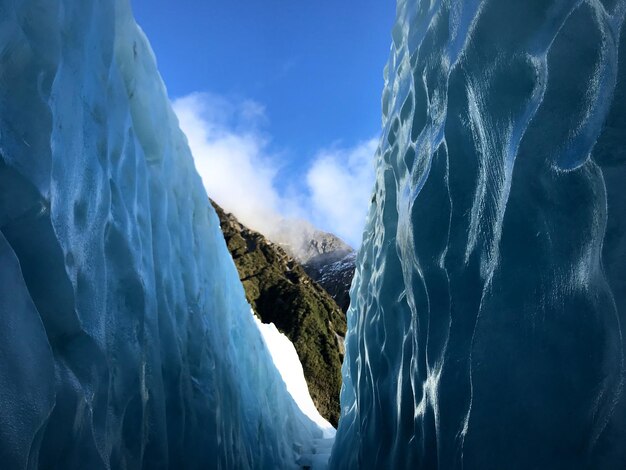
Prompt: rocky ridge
<box><xmin>304</xmin><ymin>252</ymin><xmax>356</xmax><ymax>314</ymax></box>
<box><xmin>275</xmin><ymin>225</ymin><xmax>357</xmax><ymax>314</ymax></box>
<box><xmin>211</xmin><ymin>201</ymin><xmax>346</xmax><ymax>426</ymax></box>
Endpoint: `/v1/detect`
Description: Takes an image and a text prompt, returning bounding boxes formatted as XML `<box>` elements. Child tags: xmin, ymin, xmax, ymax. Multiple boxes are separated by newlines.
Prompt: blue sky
<box><xmin>131</xmin><ymin>0</ymin><xmax>396</xmax><ymax>246</ymax></box>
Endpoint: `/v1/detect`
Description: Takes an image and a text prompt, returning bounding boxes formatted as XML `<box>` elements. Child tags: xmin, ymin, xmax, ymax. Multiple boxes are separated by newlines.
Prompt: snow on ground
<box><xmin>253</xmin><ymin>315</ymin><xmax>335</xmax><ymax>468</ymax></box>
<box><xmin>253</xmin><ymin>315</ymin><xmax>336</xmax><ymax>439</ymax></box>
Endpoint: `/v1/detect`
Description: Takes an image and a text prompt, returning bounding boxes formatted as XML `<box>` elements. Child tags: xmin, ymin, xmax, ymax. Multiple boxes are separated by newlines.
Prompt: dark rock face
<box><xmin>211</xmin><ymin>201</ymin><xmax>347</xmax><ymax>426</ymax></box>
<box><xmin>304</xmin><ymin>252</ymin><xmax>356</xmax><ymax>313</ymax></box>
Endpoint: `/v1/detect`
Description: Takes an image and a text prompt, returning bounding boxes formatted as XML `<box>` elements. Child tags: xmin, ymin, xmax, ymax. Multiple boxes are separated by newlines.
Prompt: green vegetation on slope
<box><xmin>211</xmin><ymin>201</ymin><xmax>346</xmax><ymax>426</ymax></box>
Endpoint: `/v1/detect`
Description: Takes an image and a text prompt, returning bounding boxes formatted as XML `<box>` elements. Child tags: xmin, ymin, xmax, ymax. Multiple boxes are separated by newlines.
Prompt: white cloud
<box><xmin>173</xmin><ymin>93</ymin><xmax>284</xmax><ymax>236</ymax></box>
<box><xmin>173</xmin><ymin>92</ymin><xmax>377</xmax><ymax>249</ymax></box>
<box><xmin>306</xmin><ymin>139</ymin><xmax>378</xmax><ymax>246</ymax></box>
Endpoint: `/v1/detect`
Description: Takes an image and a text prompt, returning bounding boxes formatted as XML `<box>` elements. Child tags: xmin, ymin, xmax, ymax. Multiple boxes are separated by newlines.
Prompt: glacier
<box><xmin>0</xmin><ymin>0</ymin><xmax>329</xmax><ymax>468</ymax></box>
<box><xmin>330</xmin><ymin>0</ymin><xmax>626</xmax><ymax>469</ymax></box>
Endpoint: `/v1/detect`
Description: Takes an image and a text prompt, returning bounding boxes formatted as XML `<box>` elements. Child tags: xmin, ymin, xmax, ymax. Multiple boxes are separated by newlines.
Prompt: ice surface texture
<box><xmin>330</xmin><ymin>0</ymin><xmax>626</xmax><ymax>468</ymax></box>
<box><xmin>0</xmin><ymin>0</ymin><xmax>325</xmax><ymax>468</ymax></box>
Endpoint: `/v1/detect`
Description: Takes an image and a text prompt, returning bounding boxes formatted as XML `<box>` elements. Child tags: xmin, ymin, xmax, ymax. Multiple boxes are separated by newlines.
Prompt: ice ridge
<box><xmin>0</xmin><ymin>0</ymin><xmax>326</xmax><ymax>468</ymax></box>
<box><xmin>330</xmin><ymin>1</ymin><xmax>626</xmax><ymax>468</ymax></box>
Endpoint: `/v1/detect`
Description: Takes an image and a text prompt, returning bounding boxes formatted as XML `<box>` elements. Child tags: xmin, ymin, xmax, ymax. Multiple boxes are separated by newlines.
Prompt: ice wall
<box><xmin>331</xmin><ymin>0</ymin><xmax>626</xmax><ymax>468</ymax></box>
<box><xmin>0</xmin><ymin>0</ymin><xmax>325</xmax><ymax>468</ymax></box>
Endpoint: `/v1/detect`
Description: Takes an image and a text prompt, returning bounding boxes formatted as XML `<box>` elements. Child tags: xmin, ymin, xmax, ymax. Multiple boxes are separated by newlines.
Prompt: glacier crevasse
<box><xmin>330</xmin><ymin>0</ymin><xmax>626</xmax><ymax>468</ymax></box>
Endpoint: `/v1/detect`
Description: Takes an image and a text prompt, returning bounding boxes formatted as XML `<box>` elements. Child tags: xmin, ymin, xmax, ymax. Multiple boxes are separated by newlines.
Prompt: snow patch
<box><xmin>253</xmin><ymin>315</ymin><xmax>336</xmax><ymax>439</ymax></box>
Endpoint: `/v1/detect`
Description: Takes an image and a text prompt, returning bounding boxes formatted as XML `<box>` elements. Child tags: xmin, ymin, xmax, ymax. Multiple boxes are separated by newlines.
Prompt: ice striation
<box><xmin>330</xmin><ymin>0</ymin><xmax>626</xmax><ymax>469</ymax></box>
<box><xmin>0</xmin><ymin>0</ymin><xmax>328</xmax><ymax>468</ymax></box>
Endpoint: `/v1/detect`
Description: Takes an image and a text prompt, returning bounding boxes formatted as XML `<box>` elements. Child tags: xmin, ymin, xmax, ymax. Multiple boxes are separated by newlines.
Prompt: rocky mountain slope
<box><xmin>303</xmin><ymin>252</ymin><xmax>356</xmax><ymax>313</ymax></box>
<box><xmin>211</xmin><ymin>201</ymin><xmax>346</xmax><ymax>426</ymax></box>
<box><xmin>274</xmin><ymin>225</ymin><xmax>357</xmax><ymax>314</ymax></box>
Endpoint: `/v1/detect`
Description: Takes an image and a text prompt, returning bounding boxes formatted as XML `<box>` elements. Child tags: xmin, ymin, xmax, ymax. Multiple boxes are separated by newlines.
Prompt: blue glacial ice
<box><xmin>0</xmin><ymin>0</ymin><xmax>328</xmax><ymax>468</ymax></box>
<box><xmin>330</xmin><ymin>0</ymin><xmax>626</xmax><ymax>468</ymax></box>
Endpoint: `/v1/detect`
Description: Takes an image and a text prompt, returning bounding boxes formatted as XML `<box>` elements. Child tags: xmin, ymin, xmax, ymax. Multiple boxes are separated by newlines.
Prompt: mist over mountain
<box><xmin>271</xmin><ymin>220</ymin><xmax>353</xmax><ymax>265</ymax></box>
<box><xmin>217</xmin><ymin>209</ymin><xmax>359</xmax><ymax>315</ymax></box>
